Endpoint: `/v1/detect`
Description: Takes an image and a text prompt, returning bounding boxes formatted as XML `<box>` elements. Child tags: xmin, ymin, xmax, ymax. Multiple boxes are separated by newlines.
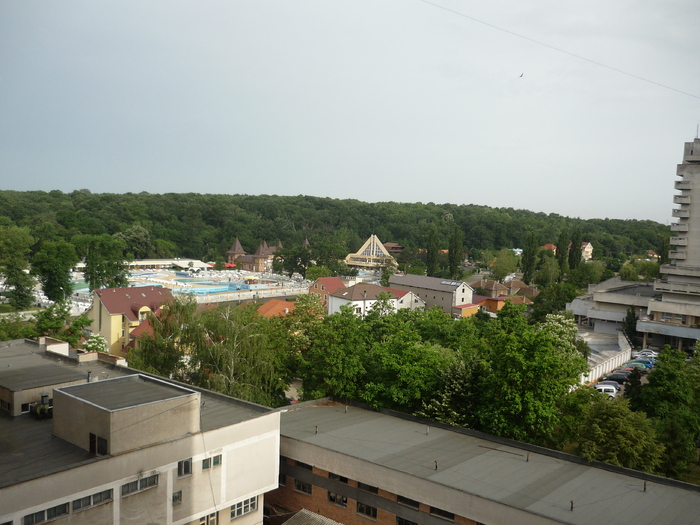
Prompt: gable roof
<box><xmin>256</xmin><ymin>299</ymin><xmax>296</xmax><ymax>318</ymax></box>
<box><xmin>94</xmin><ymin>286</ymin><xmax>173</xmax><ymax>322</ymax></box>
<box><xmin>330</xmin><ymin>282</ymin><xmax>399</xmax><ymax>301</ymax></box>
<box><xmin>312</xmin><ymin>277</ymin><xmax>346</xmax><ymax>295</ymax></box>
<box><xmin>388</xmin><ymin>274</ymin><xmax>470</xmax><ymax>293</ymax></box>
<box><xmin>474</xmin><ymin>279</ymin><xmax>507</xmax><ymax>291</ymax></box>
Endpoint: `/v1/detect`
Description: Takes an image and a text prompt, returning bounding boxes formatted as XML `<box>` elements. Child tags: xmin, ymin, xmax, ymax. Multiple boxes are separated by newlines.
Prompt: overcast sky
<box><xmin>2</xmin><ymin>1</ymin><xmax>699</xmax><ymax>224</ymax></box>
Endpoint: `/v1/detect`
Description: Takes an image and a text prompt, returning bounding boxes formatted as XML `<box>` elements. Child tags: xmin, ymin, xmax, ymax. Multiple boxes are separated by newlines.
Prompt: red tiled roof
<box><xmin>94</xmin><ymin>286</ymin><xmax>173</xmax><ymax>322</ymax></box>
<box><xmin>311</xmin><ymin>277</ymin><xmax>346</xmax><ymax>295</ymax></box>
<box><xmin>256</xmin><ymin>299</ymin><xmax>296</xmax><ymax>318</ymax></box>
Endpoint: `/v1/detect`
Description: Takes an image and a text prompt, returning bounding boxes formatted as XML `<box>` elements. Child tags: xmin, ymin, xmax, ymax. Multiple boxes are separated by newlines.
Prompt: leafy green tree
<box><xmin>73</xmin><ymin>234</ymin><xmax>129</xmax><ymax>290</ymax></box>
<box><xmin>521</xmin><ymin>232</ymin><xmax>538</xmax><ymax>285</ymax></box>
<box><xmin>273</xmin><ymin>244</ymin><xmax>312</xmax><ymax>278</ymax></box>
<box><xmin>448</xmin><ymin>224</ymin><xmax>464</xmax><ymax>280</ymax></box>
<box><xmin>531</xmin><ymin>283</ymin><xmax>578</xmax><ymax>322</ymax></box>
<box><xmin>619</xmin><ymin>262</ymin><xmax>638</xmax><ymax>281</ymax></box>
<box><xmin>380</xmin><ymin>267</ymin><xmax>394</xmax><ymax>287</ymax></box>
<box><xmin>659</xmin><ymin>236</ymin><xmax>670</xmax><ymax>265</ymax></box>
<box><xmin>426</xmin><ymin>225</ymin><xmax>439</xmax><ymax>277</ymax></box>
<box><xmin>113</xmin><ymin>225</ymin><xmax>153</xmax><ymax>259</ymax></box>
<box><xmin>33</xmin><ymin>302</ymin><xmax>91</xmax><ymax>347</ymax></box>
<box><xmin>475</xmin><ymin>306</ymin><xmax>588</xmax><ymax>444</ymax></box>
<box><xmin>305</xmin><ymin>265</ymin><xmax>332</xmax><ymax>281</ymax></box>
<box><xmin>576</xmin><ymin>397</ymin><xmax>663</xmax><ymax>474</ymax></box>
<box><xmin>299</xmin><ymin>304</ymin><xmax>368</xmax><ymax>399</ymax></box>
<box><xmin>0</xmin><ymin>314</ymin><xmax>37</xmax><ymax>341</ymax></box>
<box><xmin>192</xmin><ymin>304</ymin><xmax>287</xmax><ymax>407</ymax></box>
<box><xmin>0</xmin><ymin>225</ymin><xmax>36</xmax><ymax>310</ymax></box>
<box><xmin>534</xmin><ymin>253</ymin><xmax>560</xmax><ymax>287</ymax></box>
<box><xmin>568</xmin><ymin>229</ymin><xmax>582</xmax><ymax>271</ymax></box>
<box><xmin>32</xmin><ymin>241</ymin><xmax>79</xmax><ymax>302</ymax></box>
<box><xmin>491</xmin><ymin>248</ymin><xmax>517</xmax><ymax>283</ymax></box>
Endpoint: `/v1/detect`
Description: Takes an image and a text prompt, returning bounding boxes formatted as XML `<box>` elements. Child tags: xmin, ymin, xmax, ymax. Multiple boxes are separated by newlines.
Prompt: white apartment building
<box><xmin>0</xmin><ymin>340</ymin><xmax>279</xmax><ymax>525</ymax></box>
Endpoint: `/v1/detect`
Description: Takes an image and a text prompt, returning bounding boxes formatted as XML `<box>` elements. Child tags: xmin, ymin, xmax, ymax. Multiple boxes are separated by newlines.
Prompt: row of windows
<box><xmin>24</xmin><ymin>503</ymin><xmax>68</xmax><ymax>524</ymax></box>
<box><xmin>73</xmin><ymin>489</ymin><xmax>113</xmax><ymax>512</ymax></box>
<box><xmin>122</xmin><ymin>474</ymin><xmax>158</xmax><ymax>496</ymax></box>
<box><xmin>180</xmin><ymin>455</ymin><xmax>224</xmax><ymax>477</ymax></box>
<box><xmin>23</xmin><ymin>489</ymin><xmax>114</xmax><ymax>524</ymax></box>
<box><xmin>231</xmin><ymin>496</ymin><xmax>258</xmax><ymax>519</ymax></box>
<box><xmin>286</xmin><ymin>465</ymin><xmax>459</xmax><ymax>523</ymax></box>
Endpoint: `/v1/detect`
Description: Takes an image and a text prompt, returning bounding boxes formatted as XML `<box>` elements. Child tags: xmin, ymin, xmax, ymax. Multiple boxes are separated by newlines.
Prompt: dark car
<box><xmin>602</xmin><ymin>370</ymin><xmax>631</xmax><ymax>384</ymax></box>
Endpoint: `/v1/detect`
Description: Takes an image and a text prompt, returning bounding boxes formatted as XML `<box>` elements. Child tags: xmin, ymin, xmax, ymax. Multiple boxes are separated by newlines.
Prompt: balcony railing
<box><xmin>673</xmin><ymin>208</ymin><xmax>690</xmax><ymax>218</ymax></box>
<box><xmin>674</xmin><ymin>195</ymin><xmax>691</xmax><ymax>205</ymax></box>
<box><xmin>675</xmin><ymin>180</ymin><xmax>691</xmax><ymax>190</ymax></box>
<box><xmin>670</xmin><ymin>250</ymin><xmax>687</xmax><ymax>259</ymax></box>
<box><xmin>670</xmin><ymin>222</ymin><xmax>689</xmax><ymax>232</ymax></box>
<box><xmin>670</xmin><ymin>236</ymin><xmax>688</xmax><ymax>246</ymax></box>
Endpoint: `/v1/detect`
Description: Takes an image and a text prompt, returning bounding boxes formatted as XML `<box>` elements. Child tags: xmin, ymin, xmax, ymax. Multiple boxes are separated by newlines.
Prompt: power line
<box><xmin>419</xmin><ymin>0</ymin><xmax>700</xmax><ymax>100</ymax></box>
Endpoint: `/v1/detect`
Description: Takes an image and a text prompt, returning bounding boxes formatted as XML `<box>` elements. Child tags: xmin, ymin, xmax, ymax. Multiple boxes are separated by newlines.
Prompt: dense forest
<box><xmin>0</xmin><ymin>190</ymin><xmax>670</xmax><ymax>260</ymax></box>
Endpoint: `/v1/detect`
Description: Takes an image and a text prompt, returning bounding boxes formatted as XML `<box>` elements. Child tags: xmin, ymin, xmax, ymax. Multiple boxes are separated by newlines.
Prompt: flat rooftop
<box><xmin>59</xmin><ymin>374</ymin><xmax>196</xmax><ymax>411</ymax></box>
<box><xmin>0</xmin><ymin>340</ymin><xmax>88</xmax><ymax>391</ymax></box>
<box><xmin>0</xmin><ymin>339</ymin><xmax>271</xmax><ymax>489</ymax></box>
<box><xmin>280</xmin><ymin>402</ymin><xmax>700</xmax><ymax>525</ymax></box>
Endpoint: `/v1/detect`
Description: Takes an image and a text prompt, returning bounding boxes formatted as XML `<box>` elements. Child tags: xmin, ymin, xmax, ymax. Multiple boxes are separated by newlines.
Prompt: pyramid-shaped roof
<box><xmin>227</xmin><ymin>238</ymin><xmax>246</xmax><ymax>255</ymax></box>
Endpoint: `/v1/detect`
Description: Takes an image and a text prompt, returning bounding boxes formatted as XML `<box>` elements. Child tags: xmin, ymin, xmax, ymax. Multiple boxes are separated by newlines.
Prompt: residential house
<box><xmin>327</xmin><ymin>283</ymin><xmax>425</xmax><ymax>316</ymax></box>
<box><xmin>0</xmin><ymin>339</ymin><xmax>279</xmax><ymax>525</ymax></box>
<box><xmin>266</xmin><ymin>399</ymin><xmax>700</xmax><ymax>525</ymax></box>
<box><xmin>256</xmin><ymin>299</ymin><xmax>296</xmax><ymax>318</ymax></box>
<box><xmin>345</xmin><ymin>235</ymin><xmax>397</xmax><ymax>270</ymax></box>
<box><xmin>308</xmin><ymin>277</ymin><xmax>347</xmax><ymax>312</ymax></box>
<box><xmin>387</xmin><ymin>274</ymin><xmax>473</xmax><ymax>316</ymax></box>
<box><xmin>86</xmin><ymin>286</ymin><xmax>173</xmax><ymax>357</ymax></box>
<box><xmin>581</xmin><ymin>241</ymin><xmax>594</xmax><ymax>260</ymax></box>
<box><xmin>541</xmin><ymin>243</ymin><xmax>557</xmax><ymax>254</ymax></box>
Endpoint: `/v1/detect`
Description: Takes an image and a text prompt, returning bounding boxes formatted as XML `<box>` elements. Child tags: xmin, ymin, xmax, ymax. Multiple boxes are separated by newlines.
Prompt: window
<box><xmin>212</xmin><ymin>454</ymin><xmax>222</xmax><ymax>466</ymax></box>
<box><xmin>203</xmin><ymin>458</ymin><xmax>211</xmax><ymax>470</ymax></box>
<box><xmin>46</xmin><ymin>504</ymin><xmax>68</xmax><ymax>519</ymax></box>
<box><xmin>73</xmin><ymin>496</ymin><xmax>92</xmax><ymax>511</ymax></box>
<box><xmin>231</xmin><ymin>496</ymin><xmax>257</xmax><ymax>519</ymax></box>
<box><xmin>199</xmin><ymin>513</ymin><xmax>218</xmax><ymax>525</ymax></box>
<box><xmin>97</xmin><ymin>436</ymin><xmax>108</xmax><ymax>455</ymax></box>
<box><xmin>178</xmin><ymin>458</ymin><xmax>192</xmax><ymax>477</ymax></box>
<box><xmin>21</xmin><ymin>403</ymin><xmax>30</xmax><ymax>413</ymax></box>
<box><xmin>24</xmin><ymin>511</ymin><xmax>45</xmax><ymax>525</ymax></box>
<box><xmin>122</xmin><ymin>474</ymin><xmax>158</xmax><ymax>496</ymax></box>
<box><xmin>397</xmin><ymin>518</ymin><xmax>418</xmax><ymax>525</ymax></box>
<box><xmin>328</xmin><ymin>491</ymin><xmax>347</xmax><ymax>508</ymax></box>
<box><xmin>0</xmin><ymin>399</ymin><xmax>10</xmax><ymax>412</ymax></box>
<box><xmin>430</xmin><ymin>507</ymin><xmax>454</xmax><ymax>521</ymax></box>
<box><xmin>295</xmin><ymin>461</ymin><xmax>313</xmax><ymax>470</ymax></box>
<box><xmin>173</xmin><ymin>491</ymin><xmax>183</xmax><ymax>505</ymax></box>
<box><xmin>294</xmin><ymin>479</ymin><xmax>312</xmax><ymax>495</ymax></box>
<box><xmin>73</xmin><ymin>489</ymin><xmax>113</xmax><ymax>512</ymax></box>
<box><xmin>397</xmin><ymin>495</ymin><xmax>419</xmax><ymax>508</ymax></box>
<box><xmin>329</xmin><ymin>472</ymin><xmax>348</xmax><ymax>483</ymax></box>
<box><xmin>140</xmin><ymin>475</ymin><xmax>157</xmax><ymax>490</ymax></box>
<box><xmin>279</xmin><ymin>473</ymin><xmax>286</xmax><ymax>486</ymax></box>
<box><xmin>356</xmin><ymin>502</ymin><xmax>377</xmax><ymax>519</ymax></box>
<box><xmin>357</xmin><ymin>482</ymin><xmax>378</xmax><ymax>494</ymax></box>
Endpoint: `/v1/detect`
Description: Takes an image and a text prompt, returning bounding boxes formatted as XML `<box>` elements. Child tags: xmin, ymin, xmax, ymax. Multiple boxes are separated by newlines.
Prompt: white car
<box><xmin>632</xmin><ymin>349</ymin><xmax>659</xmax><ymax>359</ymax></box>
<box><xmin>594</xmin><ymin>384</ymin><xmax>617</xmax><ymax>398</ymax></box>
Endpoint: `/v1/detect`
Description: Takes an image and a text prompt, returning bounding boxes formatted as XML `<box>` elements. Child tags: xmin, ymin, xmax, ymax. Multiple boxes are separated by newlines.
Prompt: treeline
<box><xmin>125</xmin><ymin>294</ymin><xmax>696</xmax><ymax>481</ymax></box>
<box><xmin>0</xmin><ymin>190</ymin><xmax>669</xmax><ymax>261</ymax></box>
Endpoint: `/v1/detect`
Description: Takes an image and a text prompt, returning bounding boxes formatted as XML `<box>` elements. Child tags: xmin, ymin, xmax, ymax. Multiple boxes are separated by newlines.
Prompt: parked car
<box><xmin>621</xmin><ymin>362</ymin><xmax>648</xmax><ymax>373</ymax></box>
<box><xmin>596</xmin><ymin>380</ymin><xmax>622</xmax><ymax>392</ymax></box>
<box><xmin>632</xmin><ymin>349</ymin><xmax>659</xmax><ymax>359</ymax></box>
<box><xmin>594</xmin><ymin>384</ymin><xmax>617</xmax><ymax>398</ymax></box>
<box><xmin>602</xmin><ymin>370</ymin><xmax>632</xmax><ymax>384</ymax></box>
<box><xmin>630</xmin><ymin>358</ymin><xmax>654</xmax><ymax>369</ymax></box>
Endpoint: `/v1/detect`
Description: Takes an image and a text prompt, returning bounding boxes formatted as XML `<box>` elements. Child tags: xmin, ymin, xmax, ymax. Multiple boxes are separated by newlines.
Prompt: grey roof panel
<box><xmin>280</xmin><ymin>403</ymin><xmax>700</xmax><ymax>525</ymax></box>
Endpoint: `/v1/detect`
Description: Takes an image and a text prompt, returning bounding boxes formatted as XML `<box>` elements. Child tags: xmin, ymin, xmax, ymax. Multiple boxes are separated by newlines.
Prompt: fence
<box><xmin>580</xmin><ymin>330</ymin><xmax>632</xmax><ymax>384</ymax></box>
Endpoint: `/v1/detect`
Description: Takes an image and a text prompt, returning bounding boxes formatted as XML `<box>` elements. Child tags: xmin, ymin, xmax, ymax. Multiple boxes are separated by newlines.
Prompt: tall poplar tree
<box><xmin>556</xmin><ymin>228</ymin><xmax>569</xmax><ymax>273</ymax></box>
<box><xmin>448</xmin><ymin>224</ymin><xmax>464</xmax><ymax>280</ymax></box>
<box><xmin>521</xmin><ymin>232</ymin><xmax>538</xmax><ymax>284</ymax></box>
<box><xmin>568</xmin><ymin>229</ymin><xmax>582</xmax><ymax>271</ymax></box>
<box><xmin>426</xmin><ymin>225</ymin><xmax>439</xmax><ymax>277</ymax></box>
